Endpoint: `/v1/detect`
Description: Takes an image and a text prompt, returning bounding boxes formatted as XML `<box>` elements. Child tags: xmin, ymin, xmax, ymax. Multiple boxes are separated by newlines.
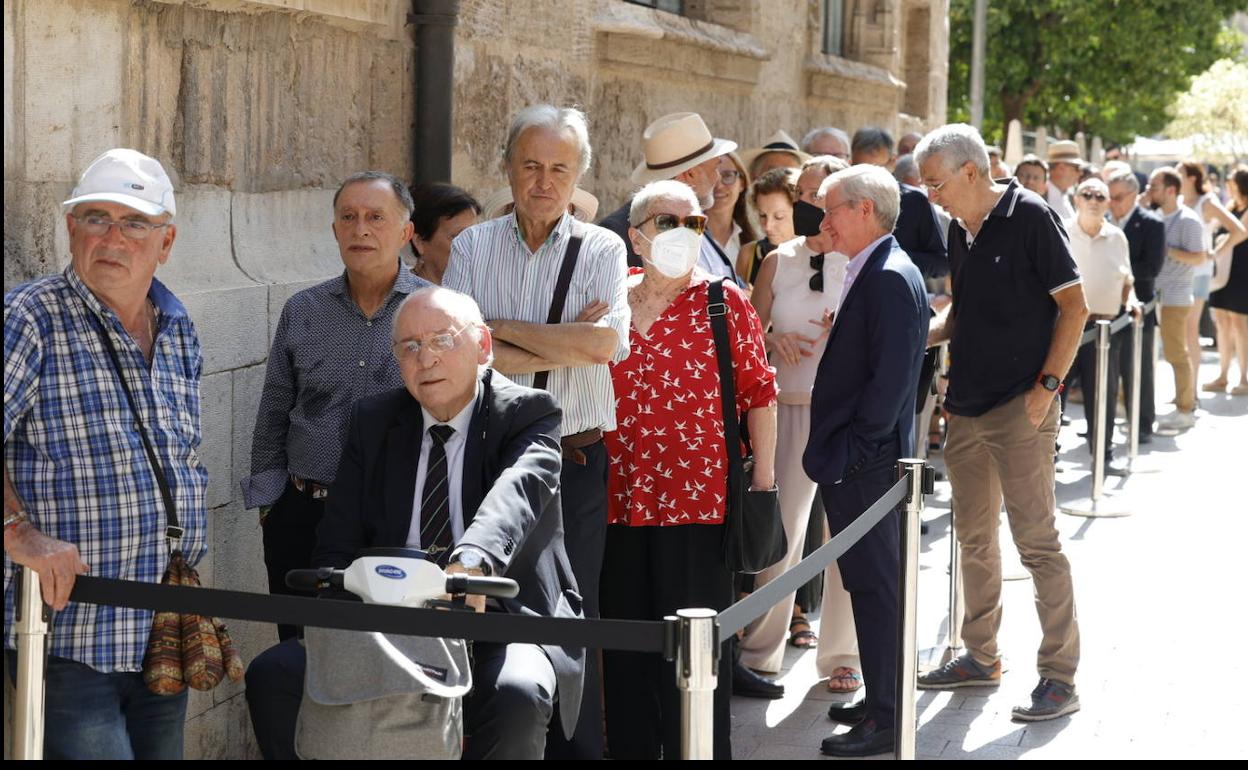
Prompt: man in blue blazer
<box><xmin>802</xmin><ymin>165</ymin><xmax>930</xmax><ymax>757</ymax></box>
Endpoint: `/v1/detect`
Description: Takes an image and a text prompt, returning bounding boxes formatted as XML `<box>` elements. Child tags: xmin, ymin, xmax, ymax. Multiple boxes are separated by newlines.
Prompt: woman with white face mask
<box><xmin>600</xmin><ymin>180</ymin><xmax>778</xmax><ymax>760</ymax></box>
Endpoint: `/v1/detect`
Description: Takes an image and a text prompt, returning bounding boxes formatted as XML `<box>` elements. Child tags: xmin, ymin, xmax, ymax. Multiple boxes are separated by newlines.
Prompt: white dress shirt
<box><xmin>406</xmin><ymin>386</ymin><xmax>478</xmax><ymax>553</ymax></box>
<box><xmin>1046</xmin><ymin>181</ymin><xmax>1075</xmax><ymax>220</ymax></box>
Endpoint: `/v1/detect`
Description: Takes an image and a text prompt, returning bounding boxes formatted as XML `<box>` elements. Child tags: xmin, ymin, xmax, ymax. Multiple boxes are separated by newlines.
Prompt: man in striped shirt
<box><xmin>1148</xmin><ymin>167</ymin><xmax>1208</xmax><ymax>430</ymax></box>
<box><xmin>444</xmin><ymin>104</ymin><xmax>629</xmax><ymax>759</ymax></box>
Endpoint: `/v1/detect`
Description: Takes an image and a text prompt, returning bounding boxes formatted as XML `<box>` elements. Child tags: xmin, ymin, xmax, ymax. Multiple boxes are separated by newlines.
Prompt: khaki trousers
<box><xmin>1159</xmin><ymin>304</ymin><xmax>1195</xmax><ymax>412</ymax></box>
<box><xmin>944</xmin><ymin>393</ymin><xmax>1080</xmax><ymax>685</ymax></box>
<box><xmin>739</xmin><ymin>402</ymin><xmax>859</xmax><ymax>675</ymax></box>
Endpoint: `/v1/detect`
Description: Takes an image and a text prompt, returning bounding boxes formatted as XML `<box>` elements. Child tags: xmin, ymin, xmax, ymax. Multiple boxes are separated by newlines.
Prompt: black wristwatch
<box><xmin>1036</xmin><ymin>373</ymin><xmax>1063</xmax><ymax>393</ymax></box>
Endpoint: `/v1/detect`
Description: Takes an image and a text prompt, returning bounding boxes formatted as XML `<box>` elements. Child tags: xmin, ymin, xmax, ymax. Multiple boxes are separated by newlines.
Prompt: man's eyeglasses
<box><xmin>718</xmin><ymin>170</ymin><xmax>742</xmax><ymax>186</ymax></box>
<box><xmin>72</xmin><ymin>215</ymin><xmax>170</xmax><ymax>241</ymax></box>
<box><xmin>393</xmin><ymin>326</ymin><xmax>469</xmax><ymax>359</ymax></box>
<box><xmin>809</xmin><ymin>253</ymin><xmax>825</xmax><ymax>293</ymax></box>
<box><xmin>1078</xmin><ymin>191</ymin><xmax>1108</xmax><ymax>202</ymax></box>
<box><xmin>640</xmin><ymin>213</ymin><xmax>708</xmax><ymax>236</ymax></box>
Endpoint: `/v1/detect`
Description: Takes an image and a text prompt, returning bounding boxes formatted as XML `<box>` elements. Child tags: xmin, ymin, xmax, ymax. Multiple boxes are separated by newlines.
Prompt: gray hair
<box><xmin>800</xmin><ymin>154</ymin><xmax>849</xmax><ymax>177</ymax></box>
<box><xmin>392</xmin><ymin>286</ymin><xmax>493</xmax><ymax>365</ymax></box>
<box><xmin>893</xmin><ymin>153</ymin><xmax>920</xmax><ymax>184</ymax></box>
<box><xmin>819</xmin><ymin>164</ymin><xmax>901</xmax><ymax>232</ymax></box>
<box><xmin>502</xmin><ymin>104</ymin><xmax>593</xmax><ymax>178</ymax></box>
<box><xmin>333</xmin><ymin>171</ymin><xmax>415</xmax><ymax>218</ymax></box>
<box><xmin>800</xmin><ymin>126</ymin><xmax>850</xmax><ymax>155</ymax></box>
<box><xmin>851</xmin><ymin>127</ymin><xmax>895</xmax><ymax>160</ymax></box>
<box><xmin>914</xmin><ymin>123</ymin><xmax>991</xmax><ymax>178</ymax></box>
<box><xmin>1106</xmin><ymin>169</ymin><xmax>1140</xmax><ymax>194</ymax></box>
<box><xmin>628</xmin><ymin>180</ymin><xmax>702</xmax><ymax>227</ymax></box>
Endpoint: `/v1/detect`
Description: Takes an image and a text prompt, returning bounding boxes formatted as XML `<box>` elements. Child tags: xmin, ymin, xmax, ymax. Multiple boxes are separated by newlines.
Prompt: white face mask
<box><xmin>640</xmin><ymin>226</ymin><xmax>702</xmax><ymax>278</ymax></box>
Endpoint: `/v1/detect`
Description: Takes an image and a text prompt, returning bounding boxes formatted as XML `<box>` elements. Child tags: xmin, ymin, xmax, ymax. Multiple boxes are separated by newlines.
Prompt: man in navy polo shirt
<box><xmin>913</xmin><ymin>125</ymin><xmax>1088</xmax><ymax>723</ymax></box>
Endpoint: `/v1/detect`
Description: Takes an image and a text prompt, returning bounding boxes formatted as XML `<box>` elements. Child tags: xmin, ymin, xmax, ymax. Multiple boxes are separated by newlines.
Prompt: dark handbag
<box><xmin>706</xmin><ymin>280</ymin><xmax>787</xmax><ymax>574</ymax></box>
<box><xmin>90</xmin><ymin>309</ymin><xmax>244</xmax><ymax>694</ymax></box>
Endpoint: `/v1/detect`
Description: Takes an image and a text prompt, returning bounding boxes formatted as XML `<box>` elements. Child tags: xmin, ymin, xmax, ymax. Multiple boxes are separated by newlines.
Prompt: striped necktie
<box><xmin>420</xmin><ymin>424</ymin><xmax>455</xmax><ymax>566</ymax></box>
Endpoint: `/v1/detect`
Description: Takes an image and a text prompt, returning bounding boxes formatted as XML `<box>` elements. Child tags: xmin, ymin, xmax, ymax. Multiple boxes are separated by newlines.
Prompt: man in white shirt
<box><xmin>1045</xmin><ymin>141</ymin><xmax>1083</xmax><ymax>220</ymax></box>
<box><xmin>1065</xmin><ymin>178</ymin><xmax>1135</xmax><ymax>470</ymax></box>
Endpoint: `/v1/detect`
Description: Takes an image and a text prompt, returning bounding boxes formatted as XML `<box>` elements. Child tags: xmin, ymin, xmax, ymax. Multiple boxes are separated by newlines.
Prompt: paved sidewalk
<box><xmin>731</xmin><ymin>348</ymin><xmax>1247</xmax><ymax>759</ymax></box>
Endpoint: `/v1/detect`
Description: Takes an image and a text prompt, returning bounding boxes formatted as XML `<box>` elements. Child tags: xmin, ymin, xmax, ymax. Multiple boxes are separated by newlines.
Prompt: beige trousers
<box><xmin>1159</xmin><ymin>304</ymin><xmax>1196</xmax><ymax>412</ymax></box>
<box><xmin>944</xmin><ymin>392</ymin><xmax>1080</xmax><ymax>685</ymax></box>
<box><xmin>739</xmin><ymin>402</ymin><xmax>859</xmax><ymax>675</ymax></box>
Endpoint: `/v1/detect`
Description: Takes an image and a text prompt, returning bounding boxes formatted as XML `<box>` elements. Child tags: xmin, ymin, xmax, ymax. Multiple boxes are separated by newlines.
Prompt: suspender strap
<box><xmin>533</xmin><ymin>223</ymin><xmax>584</xmax><ymax>392</ymax></box>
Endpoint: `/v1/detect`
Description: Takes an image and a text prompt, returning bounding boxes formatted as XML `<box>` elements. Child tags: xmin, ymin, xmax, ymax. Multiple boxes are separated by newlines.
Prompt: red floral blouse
<box><xmin>606</xmin><ymin>272</ymin><xmax>777</xmax><ymax>527</ymax></box>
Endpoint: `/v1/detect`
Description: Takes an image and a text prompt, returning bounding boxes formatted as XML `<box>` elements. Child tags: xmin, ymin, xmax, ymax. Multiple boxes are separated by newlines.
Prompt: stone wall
<box><xmin>3</xmin><ymin>0</ymin><xmax>946</xmax><ymax>759</ymax></box>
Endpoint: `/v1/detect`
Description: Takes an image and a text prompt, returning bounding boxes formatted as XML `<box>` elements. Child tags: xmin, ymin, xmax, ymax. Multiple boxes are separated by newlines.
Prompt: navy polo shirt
<box><xmin>946</xmin><ymin>179</ymin><xmax>1081</xmax><ymax>417</ymax></box>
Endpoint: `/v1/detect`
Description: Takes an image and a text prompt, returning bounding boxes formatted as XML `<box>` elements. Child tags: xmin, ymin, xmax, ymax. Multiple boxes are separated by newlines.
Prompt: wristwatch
<box><xmin>1036</xmin><ymin>373</ymin><xmax>1064</xmax><ymax>393</ymax></box>
<box><xmin>452</xmin><ymin>548</ymin><xmax>493</xmax><ymax>576</ymax></box>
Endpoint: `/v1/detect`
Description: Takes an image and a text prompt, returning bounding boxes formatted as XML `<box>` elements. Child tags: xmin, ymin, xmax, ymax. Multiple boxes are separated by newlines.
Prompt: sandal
<box><xmin>1202</xmin><ymin>378</ymin><xmax>1228</xmax><ymax>393</ymax></box>
<box><xmin>825</xmin><ymin>666</ymin><xmax>863</xmax><ymax>693</ymax></box>
<box><xmin>788</xmin><ymin>617</ymin><xmax>818</xmax><ymax>649</ymax></box>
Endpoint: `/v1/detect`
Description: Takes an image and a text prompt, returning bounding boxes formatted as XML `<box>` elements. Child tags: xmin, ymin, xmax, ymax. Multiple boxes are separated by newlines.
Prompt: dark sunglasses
<box><xmin>642</xmin><ymin>213</ymin><xmax>708</xmax><ymax>235</ymax></box>
<box><xmin>809</xmin><ymin>253</ymin><xmax>824</xmax><ymax>292</ymax></box>
<box><xmin>1079</xmin><ymin>191</ymin><xmax>1108</xmax><ymax>202</ymax></box>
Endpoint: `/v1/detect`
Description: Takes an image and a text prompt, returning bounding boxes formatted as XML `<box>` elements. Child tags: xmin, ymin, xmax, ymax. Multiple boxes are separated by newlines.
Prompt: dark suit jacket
<box><xmin>803</xmin><ymin>236</ymin><xmax>930</xmax><ymax>485</ymax></box>
<box><xmin>1120</xmin><ymin>206</ymin><xmax>1166</xmax><ymax>303</ymax></box>
<box><xmin>599</xmin><ymin>201</ymin><xmax>642</xmax><ymax>268</ymax></box>
<box><xmin>894</xmin><ymin>184</ymin><xmax>948</xmax><ymax>280</ymax></box>
<box><xmin>313</xmin><ymin>368</ymin><xmax>584</xmax><ymax>737</ymax></box>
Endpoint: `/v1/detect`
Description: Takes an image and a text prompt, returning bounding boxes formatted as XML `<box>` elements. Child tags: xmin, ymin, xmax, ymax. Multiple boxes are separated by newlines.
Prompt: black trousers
<box><xmin>1118</xmin><ymin>312</ymin><xmax>1156</xmax><ymax>437</ymax></box>
<box><xmin>1076</xmin><ymin>322</ymin><xmax>1125</xmax><ymax>462</ymax></box>
<box><xmin>821</xmin><ymin>464</ymin><xmax>901</xmax><ymax>729</ymax></box>
<box><xmin>544</xmin><ymin>441</ymin><xmax>608</xmax><ymax>759</ymax></box>
<box><xmin>261</xmin><ymin>482</ymin><xmax>326</xmax><ymax>641</ymax></box>
<box><xmin>245</xmin><ymin>636</ymin><xmax>556</xmax><ymax>760</ymax></box>
<box><xmin>600</xmin><ymin>523</ymin><xmax>734</xmax><ymax>760</ymax></box>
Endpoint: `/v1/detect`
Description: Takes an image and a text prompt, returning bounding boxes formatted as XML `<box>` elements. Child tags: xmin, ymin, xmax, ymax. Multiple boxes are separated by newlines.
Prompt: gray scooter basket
<box><xmin>296</xmin><ymin>626</ymin><xmax>473</xmax><ymax>760</ymax></box>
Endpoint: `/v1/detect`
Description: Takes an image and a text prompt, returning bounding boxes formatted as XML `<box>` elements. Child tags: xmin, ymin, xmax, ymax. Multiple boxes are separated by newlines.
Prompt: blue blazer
<box><xmin>803</xmin><ymin>235</ymin><xmax>930</xmax><ymax>486</ymax></box>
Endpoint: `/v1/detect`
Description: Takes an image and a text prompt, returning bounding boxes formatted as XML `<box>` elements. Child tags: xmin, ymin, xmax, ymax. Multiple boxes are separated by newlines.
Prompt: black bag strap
<box><xmin>707</xmin><ymin>279</ymin><xmax>748</xmax><ymax>481</ymax></box>
<box><xmin>89</xmin><ymin>308</ymin><xmax>184</xmax><ymax>552</ymax></box>
<box><xmin>533</xmin><ymin>222</ymin><xmax>584</xmax><ymax>392</ymax></box>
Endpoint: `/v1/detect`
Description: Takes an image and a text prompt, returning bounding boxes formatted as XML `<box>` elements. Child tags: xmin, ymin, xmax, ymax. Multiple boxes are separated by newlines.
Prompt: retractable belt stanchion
<box><xmin>673</xmin><ymin>608</ymin><xmax>718</xmax><ymax>760</ymax></box>
<box><xmin>1128</xmin><ymin>310</ymin><xmax>1144</xmax><ymax>469</ymax></box>
<box><xmin>1062</xmin><ymin>318</ymin><xmax>1131</xmax><ymax>517</ymax></box>
<box><xmin>13</xmin><ymin>566</ymin><xmax>50</xmax><ymax>760</ymax></box>
<box><xmin>896</xmin><ymin>460</ymin><xmax>932</xmax><ymax>761</ymax></box>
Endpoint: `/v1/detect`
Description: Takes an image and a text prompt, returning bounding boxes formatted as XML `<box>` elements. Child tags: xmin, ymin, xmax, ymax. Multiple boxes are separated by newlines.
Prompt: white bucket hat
<box><xmin>62</xmin><ymin>148</ymin><xmax>177</xmax><ymax>217</ymax></box>
<box><xmin>631</xmin><ymin>112</ymin><xmax>737</xmax><ymax>185</ymax></box>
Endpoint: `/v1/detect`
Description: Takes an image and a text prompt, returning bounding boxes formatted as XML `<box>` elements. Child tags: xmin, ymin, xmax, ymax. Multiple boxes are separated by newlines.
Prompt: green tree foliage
<box><xmin>1166</xmin><ymin>58</ymin><xmax>1248</xmax><ymax>161</ymax></box>
<box><xmin>947</xmin><ymin>0</ymin><xmax>1248</xmax><ymax>145</ymax></box>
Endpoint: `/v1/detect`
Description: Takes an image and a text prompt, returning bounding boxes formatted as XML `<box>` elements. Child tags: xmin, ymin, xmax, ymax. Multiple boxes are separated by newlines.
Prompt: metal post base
<box><xmin>1060</xmin><ymin>489</ymin><xmax>1132</xmax><ymax>518</ymax></box>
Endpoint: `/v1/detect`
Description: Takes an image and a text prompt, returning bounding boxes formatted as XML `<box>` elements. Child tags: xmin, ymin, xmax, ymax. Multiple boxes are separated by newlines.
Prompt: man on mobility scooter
<box><xmin>246</xmin><ymin>286</ymin><xmax>585</xmax><ymax>760</ymax></box>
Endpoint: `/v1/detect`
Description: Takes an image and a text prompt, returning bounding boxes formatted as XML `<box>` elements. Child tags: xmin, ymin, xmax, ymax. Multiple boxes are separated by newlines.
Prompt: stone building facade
<box><xmin>3</xmin><ymin>0</ymin><xmax>946</xmax><ymax>758</ymax></box>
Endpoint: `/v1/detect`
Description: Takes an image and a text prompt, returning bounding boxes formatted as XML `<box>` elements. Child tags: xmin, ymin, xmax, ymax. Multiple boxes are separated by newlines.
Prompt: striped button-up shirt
<box><xmin>445</xmin><ymin>212</ymin><xmax>630</xmax><ymax>434</ymax></box>
<box><xmin>4</xmin><ymin>266</ymin><xmax>208</xmax><ymax>672</ymax></box>
<box><xmin>242</xmin><ymin>266</ymin><xmax>428</xmax><ymax>508</ymax></box>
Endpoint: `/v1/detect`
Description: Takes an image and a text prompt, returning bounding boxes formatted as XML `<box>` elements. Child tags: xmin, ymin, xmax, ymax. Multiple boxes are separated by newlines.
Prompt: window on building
<box><xmin>823</xmin><ymin>0</ymin><xmax>845</xmax><ymax>56</ymax></box>
<box><xmin>625</xmin><ymin>0</ymin><xmax>684</xmax><ymax>14</ymax></box>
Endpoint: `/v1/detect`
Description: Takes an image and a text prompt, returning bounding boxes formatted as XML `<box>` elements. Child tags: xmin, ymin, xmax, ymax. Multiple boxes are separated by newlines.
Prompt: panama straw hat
<box><xmin>631</xmin><ymin>112</ymin><xmax>737</xmax><ymax>184</ymax></box>
<box><xmin>480</xmin><ymin>185</ymin><xmax>600</xmax><ymax>222</ymax></box>
<box><xmin>739</xmin><ymin>130</ymin><xmax>811</xmax><ymax>173</ymax></box>
<box><xmin>1046</xmin><ymin>140</ymin><xmax>1084</xmax><ymax>166</ymax></box>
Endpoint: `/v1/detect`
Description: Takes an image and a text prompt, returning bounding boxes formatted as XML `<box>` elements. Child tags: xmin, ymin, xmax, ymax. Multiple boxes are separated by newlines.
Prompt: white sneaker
<box><xmin>1158</xmin><ymin>411</ymin><xmax>1195</xmax><ymax>430</ymax></box>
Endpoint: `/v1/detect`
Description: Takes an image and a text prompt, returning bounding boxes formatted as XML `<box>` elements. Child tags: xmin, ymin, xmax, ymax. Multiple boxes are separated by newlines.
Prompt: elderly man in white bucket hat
<box><xmin>599</xmin><ymin>112</ymin><xmax>744</xmax><ymax>284</ymax></box>
<box><xmin>4</xmin><ymin>148</ymin><xmax>209</xmax><ymax>759</ymax></box>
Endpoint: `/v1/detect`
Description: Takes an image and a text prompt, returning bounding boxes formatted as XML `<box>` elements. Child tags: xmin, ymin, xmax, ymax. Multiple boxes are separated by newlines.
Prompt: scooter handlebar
<box><xmin>286</xmin><ymin>567</ymin><xmax>341</xmax><ymax>592</ymax></box>
<box><xmin>444</xmin><ymin>574</ymin><xmax>520</xmax><ymax>599</ymax></box>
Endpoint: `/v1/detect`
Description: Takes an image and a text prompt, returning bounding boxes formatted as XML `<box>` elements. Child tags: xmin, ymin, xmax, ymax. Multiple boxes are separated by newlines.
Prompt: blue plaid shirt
<box><xmin>4</xmin><ymin>266</ymin><xmax>208</xmax><ymax>673</ymax></box>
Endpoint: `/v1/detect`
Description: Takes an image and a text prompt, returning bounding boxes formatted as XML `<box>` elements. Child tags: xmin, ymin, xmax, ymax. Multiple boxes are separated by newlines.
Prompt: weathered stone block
<box><xmin>181</xmin><ymin>284</ymin><xmax>270</xmax><ymax>374</ymax></box>
<box><xmin>231</xmin><ymin>190</ymin><xmax>341</xmax><ymax>285</ymax></box>
<box><xmin>200</xmin><ymin>371</ymin><xmax>234</xmax><ymax>510</ymax></box>
<box><xmin>231</xmin><ymin>364</ymin><xmax>269</xmax><ymax>498</ymax></box>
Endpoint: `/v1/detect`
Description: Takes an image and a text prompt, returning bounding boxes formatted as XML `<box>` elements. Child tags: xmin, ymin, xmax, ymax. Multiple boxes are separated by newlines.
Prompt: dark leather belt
<box><xmin>290</xmin><ymin>474</ymin><xmax>330</xmax><ymax>500</ymax></box>
<box><xmin>560</xmin><ymin>428</ymin><xmax>603</xmax><ymax>466</ymax></box>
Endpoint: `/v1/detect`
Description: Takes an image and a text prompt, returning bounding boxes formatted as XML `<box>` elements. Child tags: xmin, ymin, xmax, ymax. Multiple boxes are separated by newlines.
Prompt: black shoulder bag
<box><xmin>533</xmin><ymin>222</ymin><xmax>584</xmax><ymax>392</ymax></box>
<box><xmin>706</xmin><ymin>279</ymin><xmax>786</xmax><ymax>574</ymax></box>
